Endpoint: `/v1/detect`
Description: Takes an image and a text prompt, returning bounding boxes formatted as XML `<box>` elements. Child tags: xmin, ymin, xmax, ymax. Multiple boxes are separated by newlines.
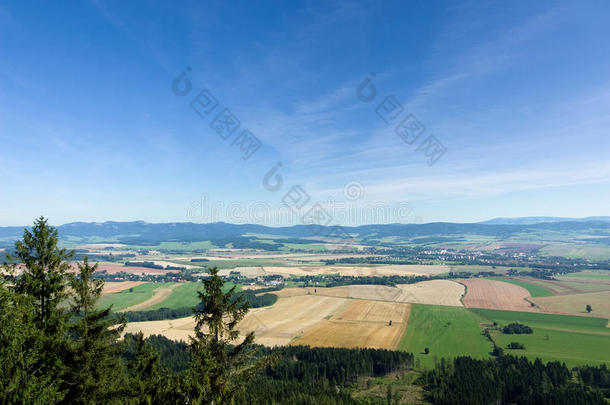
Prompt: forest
<box><xmin>420</xmin><ymin>356</ymin><xmax>609</xmax><ymax>405</ymax></box>
<box><xmin>139</xmin><ymin>336</ymin><xmax>610</xmax><ymax>404</ymax></box>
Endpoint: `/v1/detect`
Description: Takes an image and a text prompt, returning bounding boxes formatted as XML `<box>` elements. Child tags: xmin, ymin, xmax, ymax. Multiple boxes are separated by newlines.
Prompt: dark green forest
<box><xmin>421</xmin><ymin>356</ymin><xmax>609</xmax><ymax>405</ymax></box>
<box><xmin>2</xmin><ymin>218</ymin><xmax>609</xmax><ymax>404</ymax></box>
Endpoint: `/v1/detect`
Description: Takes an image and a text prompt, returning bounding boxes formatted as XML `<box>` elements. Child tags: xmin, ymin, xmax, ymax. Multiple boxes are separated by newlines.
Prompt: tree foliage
<box><xmin>502</xmin><ymin>322</ymin><xmax>533</xmax><ymax>334</ymax></box>
<box><xmin>8</xmin><ymin>216</ymin><xmax>73</xmax><ymax>334</ymax></box>
<box><xmin>421</xmin><ymin>355</ymin><xmax>606</xmax><ymax>405</ymax></box>
<box><xmin>60</xmin><ymin>258</ymin><xmax>128</xmax><ymax>404</ymax></box>
<box><xmin>183</xmin><ymin>267</ymin><xmax>272</xmax><ymax>404</ymax></box>
<box><xmin>0</xmin><ymin>285</ymin><xmax>65</xmax><ymax>403</ymax></box>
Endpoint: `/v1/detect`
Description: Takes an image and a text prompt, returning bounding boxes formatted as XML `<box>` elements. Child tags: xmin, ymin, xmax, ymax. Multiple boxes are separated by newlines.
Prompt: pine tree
<box><xmin>184</xmin><ymin>267</ymin><xmax>272</xmax><ymax>404</ymax></box>
<box><xmin>9</xmin><ymin>216</ymin><xmax>74</xmax><ymax>335</ymax></box>
<box><xmin>61</xmin><ymin>257</ymin><xmax>128</xmax><ymax>404</ymax></box>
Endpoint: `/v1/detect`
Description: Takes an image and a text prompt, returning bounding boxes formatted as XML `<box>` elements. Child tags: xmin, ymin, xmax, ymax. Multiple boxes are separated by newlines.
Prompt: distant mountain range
<box><xmin>479</xmin><ymin>216</ymin><xmax>610</xmax><ymax>225</ymax></box>
<box><xmin>1</xmin><ymin>217</ymin><xmax>609</xmax><ymax>247</ymax></box>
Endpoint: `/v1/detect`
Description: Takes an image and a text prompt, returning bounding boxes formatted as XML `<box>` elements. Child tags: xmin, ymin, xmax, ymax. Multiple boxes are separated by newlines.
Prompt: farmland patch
<box><xmin>398</xmin><ymin>304</ymin><xmax>492</xmax><ymax>368</ymax></box>
<box><xmin>532</xmin><ymin>291</ymin><xmax>610</xmax><ymax>318</ymax></box>
<box><xmin>472</xmin><ymin>308</ymin><xmax>610</xmax><ymax>367</ymax></box>
<box><xmin>460</xmin><ymin>279</ymin><xmax>536</xmax><ymax>312</ymax></box>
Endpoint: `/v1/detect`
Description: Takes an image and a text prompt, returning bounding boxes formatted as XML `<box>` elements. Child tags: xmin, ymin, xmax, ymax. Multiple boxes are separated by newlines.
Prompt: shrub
<box><xmin>502</xmin><ymin>322</ymin><xmax>533</xmax><ymax>334</ymax></box>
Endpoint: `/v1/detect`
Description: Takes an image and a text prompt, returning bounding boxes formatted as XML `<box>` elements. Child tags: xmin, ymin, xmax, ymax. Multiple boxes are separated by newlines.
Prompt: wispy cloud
<box><xmin>312</xmin><ymin>158</ymin><xmax>610</xmax><ymax>203</ymax></box>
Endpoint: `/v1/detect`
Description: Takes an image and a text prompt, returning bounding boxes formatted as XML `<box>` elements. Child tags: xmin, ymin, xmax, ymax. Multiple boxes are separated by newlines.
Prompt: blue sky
<box><xmin>1</xmin><ymin>1</ymin><xmax>609</xmax><ymax>226</ymax></box>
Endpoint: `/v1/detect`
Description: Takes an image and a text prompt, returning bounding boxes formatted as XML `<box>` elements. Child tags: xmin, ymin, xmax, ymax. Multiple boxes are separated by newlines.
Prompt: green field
<box><xmin>558</xmin><ymin>271</ymin><xmax>610</xmax><ymax>280</ymax></box>
<box><xmin>147</xmin><ymin>281</ymin><xmax>240</xmax><ymax>310</ymax></box>
<box><xmin>398</xmin><ymin>304</ymin><xmax>492</xmax><ymax>368</ymax></box>
<box><xmin>539</xmin><ymin>244</ymin><xmax>610</xmax><ymax>260</ymax></box>
<box><xmin>279</xmin><ymin>243</ymin><xmax>328</xmax><ymax>252</ymax></box>
<box><xmin>472</xmin><ymin>308</ymin><xmax>610</xmax><ymax>367</ymax></box>
<box><xmin>487</xmin><ymin>277</ymin><xmax>554</xmax><ymax>297</ymax></box>
<box><xmin>97</xmin><ymin>283</ymin><xmax>170</xmax><ymax>311</ymax></box>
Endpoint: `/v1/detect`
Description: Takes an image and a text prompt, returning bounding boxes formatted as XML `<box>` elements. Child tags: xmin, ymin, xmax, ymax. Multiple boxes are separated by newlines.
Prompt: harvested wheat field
<box><xmin>271</xmin><ymin>286</ymin><xmax>398</xmax><ymax>300</ymax></box>
<box><xmin>337</xmin><ymin>300</ymin><xmax>410</xmax><ymax>322</ymax></box>
<box><xmin>273</xmin><ymin>288</ymin><xmax>312</xmax><ymax>298</ymax></box>
<box><xmin>460</xmin><ymin>279</ymin><xmax>536</xmax><ymax>311</ymax></box>
<box><xmin>119</xmin><ymin>284</ymin><xmax>180</xmax><ymax>312</ymax></box>
<box><xmin>123</xmin><ymin>295</ymin><xmax>411</xmax><ymax>349</ymax></box>
<box><xmin>260</xmin><ymin>264</ymin><xmax>448</xmax><ymax>278</ymax></box>
<box><xmin>318</xmin><ymin>285</ymin><xmax>401</xmax><ymax>301</ymax></box>
<box><xmin>532</xmin><ymin>291</ymin><xmax>610</xmax><ymax>318</ymax></box>
<box><xmin>274</xmin><ymin>280</ymin><xmax>464</xmax><ymax>307</ymax></box>
<box><xmin>102</xmin><ymin>281</ymin><xmax>145</xmax><ymax>294</ymax></box>
<box><xmin>394</xmin><ymin>280</ymin><xmax>465</xmax><ymax>306</ymax></box>
<box><xmin>123</xmin><ymin>295</ymin><xmax>350</xmax><ymax>344</ymax></box>
<box><xmin>219</xmin><ymin>266</ymin><xmax>266</xmax><ymax>277</ymax></box>
<box><xmin>122</xmin><ymin>316</ymin><xmax>196</xmax><ymax>341</ymax></box>
<box><xmin>238</xmin><ymin>295</ymin><xmax>349</xmax><ymax>346</ymax></box>
<box><xmin>293</xmin><ymin>300</ymin><xmax>411</xmax><ymax>349</ymax></box>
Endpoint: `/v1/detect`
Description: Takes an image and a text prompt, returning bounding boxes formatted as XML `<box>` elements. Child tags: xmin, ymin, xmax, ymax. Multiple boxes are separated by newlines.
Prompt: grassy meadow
<box><xmin>557</xmin><ymin>271</ymin><xmax>610</xmax><ymax>280</ymax></box>
<box><xmin>147</xmin><ymin>281</ymin><xmax>240</xmax><ymax>310</ymax></box>
<box><xmin>398</xmin><ymin>304</ymin><xmax>492</xmax><ymax>368</ymax></box>
<box><xmin>97</xmin><ymin>283</ymin><xmax>170</xmax><ymax>311</ymax></box>
<box><xmin>472</xmin><ymin>308</ymin><xmax>610</xmax><ymax>367</ymax></box>
<box><xmin>279</xmin><ymin>243</ymin><xmax>328</xmax><ymax>251</ymax></box>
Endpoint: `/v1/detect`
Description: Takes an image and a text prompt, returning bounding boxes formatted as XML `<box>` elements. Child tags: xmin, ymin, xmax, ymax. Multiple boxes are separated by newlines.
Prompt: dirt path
<box><xmin>119</xmin><ymin>284</ymin><xmax>179</xmax><ymax>312</ymax></box>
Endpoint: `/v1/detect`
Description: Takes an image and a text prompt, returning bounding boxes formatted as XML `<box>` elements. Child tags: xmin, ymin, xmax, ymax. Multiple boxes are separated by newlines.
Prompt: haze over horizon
<box><xmin>2</xmin><ymin>215</ymin><xmax>610</xmax><ymax>230</ymax></box>
<box><xmin>2</xmin><ymin>1</ymin><xmax>610</xmax><ymax>226</ymax></box>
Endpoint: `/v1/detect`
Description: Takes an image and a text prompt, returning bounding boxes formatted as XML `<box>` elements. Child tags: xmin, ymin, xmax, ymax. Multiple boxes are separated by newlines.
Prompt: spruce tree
<box><xmin>61</xmin><ymin>257</ymin><xmax>127</xmax><ymax>404</ymax></box>
<box><xmin>184</xmin><ymin>267</ymin><xmax>271</xmax><ymax>404</ymax></box>
<box><xmin>9</xmin><ymin>216</ymin><xmax>73</xmax><ymax>334</ymax></box>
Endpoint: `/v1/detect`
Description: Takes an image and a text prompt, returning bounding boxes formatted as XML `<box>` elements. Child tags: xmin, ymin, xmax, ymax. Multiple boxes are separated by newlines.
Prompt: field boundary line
<box><xmin>457</xmin><ymin>280</ymin><xmax>468</xmax><ymax>306</ymax></box>
<box><xmin>391</xmin><ymin>303</ymin><xmax>412</xmax><ymax>350</ymax></box>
